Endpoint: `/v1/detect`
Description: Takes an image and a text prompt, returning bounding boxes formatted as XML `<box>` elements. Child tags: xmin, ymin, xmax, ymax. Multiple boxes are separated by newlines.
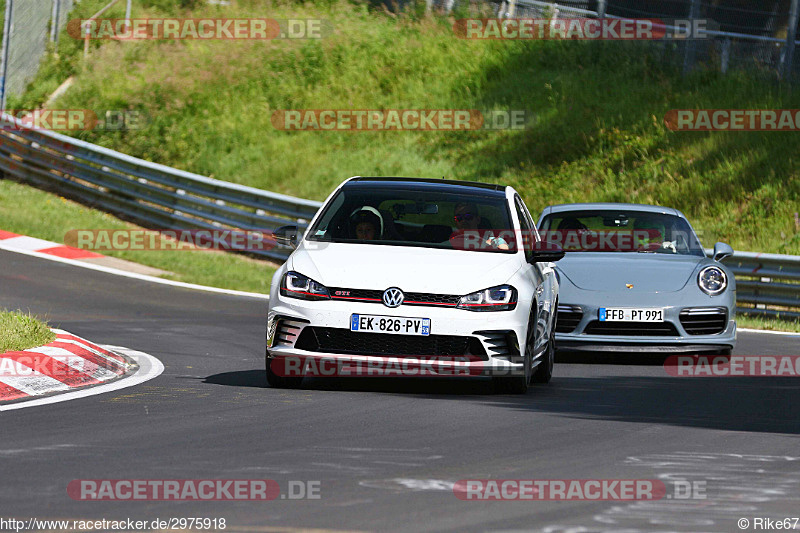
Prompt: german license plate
<box><xmin>599</xmin><ymin>308</ymin><xmax>664</xmax><ymax>322</ymax></box>
<box><xmin>350</xmin><ymin>314</ymin><xmax>431</xmax><ymax>336</ymax></box>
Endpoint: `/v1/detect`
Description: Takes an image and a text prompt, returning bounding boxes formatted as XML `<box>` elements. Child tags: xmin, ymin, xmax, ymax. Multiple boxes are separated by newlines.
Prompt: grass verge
<box><xmin>737</xmin><ymin>315</ymin><xmax>800</xmax><ymax>334</ymax></box>
<box><xmin>0</xmin><ymin>309</ymin><xmax>56</xmax><ymax>353</ymax></box>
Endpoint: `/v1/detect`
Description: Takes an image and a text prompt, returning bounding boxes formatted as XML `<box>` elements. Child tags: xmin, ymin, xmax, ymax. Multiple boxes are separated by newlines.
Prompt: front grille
<box><xmin>556</xmin><ymin>305</ymin><xmax>583</xmax><ymax>333</ymax></box>
<box><xmin>680</xmin><ymin>307</ymin><xmax>727</xmax><ymax>335</ymax></box>
<box><xmin>295</xmin><ymin>327</ymin><xmax>485</xmax><ymax>357</ymax></box>
<box><xmin>583</xmin><ymin>320</ymin><xmax>680</xmax><ymax>336</ymax></box>
<box><xmin>329</xmin><ymin>288</ymin><xmax>460</xmax><ymax>307</ymax></box>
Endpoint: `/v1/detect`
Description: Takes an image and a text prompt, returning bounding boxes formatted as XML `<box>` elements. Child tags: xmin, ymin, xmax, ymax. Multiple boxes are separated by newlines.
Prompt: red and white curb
<box><xmin>0</xmin><ymin>329</ymin><xmax>163</xmax><ymax>410</ymax></box>
<box><xmin>0</xmin><ymin>230</ymin><xmax>103</xmax><ymax>260</ymax></box>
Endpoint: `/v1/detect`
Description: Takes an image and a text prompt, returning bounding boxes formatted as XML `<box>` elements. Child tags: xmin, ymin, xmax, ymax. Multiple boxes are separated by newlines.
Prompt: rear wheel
<box><xmin>265</xmin><ymin>352</ymin><xmax>303</xmax><ymax>389</ymax></box>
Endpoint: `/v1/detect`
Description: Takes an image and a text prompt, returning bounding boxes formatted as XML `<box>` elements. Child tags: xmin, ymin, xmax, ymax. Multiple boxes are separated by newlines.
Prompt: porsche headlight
<box><xmin>457</xmin><ymin>285</ymin><xmax>517</xmax><ymax>311</ymax></box>
<box><xmin>698</xmin><ymin>265</ymin><xmax>727</xmax><ymax>296</ymax></box>
<box><xmin>280</xmin><ymin>271</ymin><xmax>330</xmax><ymax>301</ymax></box>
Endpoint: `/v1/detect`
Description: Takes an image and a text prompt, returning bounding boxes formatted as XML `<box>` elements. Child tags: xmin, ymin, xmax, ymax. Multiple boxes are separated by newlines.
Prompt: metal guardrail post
<box><xmin>721</xmin><ymin>38</ymin><xmax>731</xmax><ymax>74</ymax></box>
<box><xmin>51</xmin><ymin>0</ymin><xmax>61</xmax><ymax>43</ymax></box>
<box><xmin>782</xmin><ymin>0</ymin><xmax>799</xmax><ymax>80</ymax></box>
<box><xmin>597</xmin><ymin>0</ymin><xmax>606</xmax><ymax>22</ymax></box>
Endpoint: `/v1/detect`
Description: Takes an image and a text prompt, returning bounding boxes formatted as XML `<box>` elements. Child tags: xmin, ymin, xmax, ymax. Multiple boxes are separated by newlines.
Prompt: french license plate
<box><xmin>350</xmin><ymin>314</ymin><xmax>431</xmax><ymax>336</ymax></box>
<box><xmin>599</xmin><ymin>308</ymin><xmax>664</xmax><ymax>322</ymax></box>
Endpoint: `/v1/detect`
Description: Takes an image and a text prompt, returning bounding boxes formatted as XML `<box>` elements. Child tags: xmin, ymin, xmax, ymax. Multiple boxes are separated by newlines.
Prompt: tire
<box><xmin>493</xmin><ymin>366</ymin><xmax>529</xmax><ymax>394</ymax></box>
<box><xmin>265</xmin><ymin>353</ymin><xmax>303</xmax><ymax>389</ymax></box>
<box><xmin>532</xmin><ymin>327</ymin><xmax>555</xmax><ymax>384</ymax></box>
<box><xmin>493</xmin><ymin>310</ymin><xmax>535</xmax><ymax>394</ymax></box>
<box><xmin>716</xmin><ymin>348</ymin><xmax>732</xmax><ymax>356</ymax></box>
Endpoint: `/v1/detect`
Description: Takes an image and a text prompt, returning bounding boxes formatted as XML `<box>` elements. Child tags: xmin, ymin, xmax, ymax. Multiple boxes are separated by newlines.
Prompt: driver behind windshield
<box><xmin>349</xmin><ymin>207</ymin><xmax>382</xmax><ymax>241</ymax></box>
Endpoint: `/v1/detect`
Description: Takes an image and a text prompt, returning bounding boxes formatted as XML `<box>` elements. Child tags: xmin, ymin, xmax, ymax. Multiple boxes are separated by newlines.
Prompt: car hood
<box><xmin>289</xmin><ymin>242</ymin><xmax>522</xmax><ymax>294</ymax></box>
<box><xmin>556</xmin><ymin>252</ymin><xmax>705</xmax><ymax>293</ymax></box>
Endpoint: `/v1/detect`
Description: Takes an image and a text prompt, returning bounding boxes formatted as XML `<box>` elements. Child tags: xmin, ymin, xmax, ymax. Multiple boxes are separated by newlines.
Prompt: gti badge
<box><xmin>382</xmin><ymin>287</ymin><xmax>404</xmax><ymax>308</ymax></box>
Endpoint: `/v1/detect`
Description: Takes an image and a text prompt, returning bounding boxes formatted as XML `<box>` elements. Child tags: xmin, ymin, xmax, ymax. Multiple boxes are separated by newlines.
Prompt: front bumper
<box><xmin>555</xmin><ymin>302</ymin><xmax>736</xmax><ymax>353</ymax></box>
<box><xmin>267</xmin><ymin>295</ymin><xmax>532</xmax><ymax>377</ymax></box>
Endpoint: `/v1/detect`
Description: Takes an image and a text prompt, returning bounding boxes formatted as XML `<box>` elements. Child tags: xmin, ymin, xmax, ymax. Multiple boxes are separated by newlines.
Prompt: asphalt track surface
<box><xmin>1</xmin><ymin>248</ymin><xmax>798</xmax><ymax>533</ymax></box>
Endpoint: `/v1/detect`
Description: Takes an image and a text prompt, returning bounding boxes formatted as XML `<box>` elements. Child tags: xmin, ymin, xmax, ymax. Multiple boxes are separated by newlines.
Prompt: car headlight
<box><xmin>457</xmin><ymin>285</ymin><xmax>517</xmax><ymax>311</ymax></box>
<box><xmin>280</xmin><ymin>271</ymin><xmax>330</xmax><ymax>301</ymax></box>
<box><xmin>698</xmin><ymin>265</ymin><xmax>727</xmax><ymax>296</ymax></box>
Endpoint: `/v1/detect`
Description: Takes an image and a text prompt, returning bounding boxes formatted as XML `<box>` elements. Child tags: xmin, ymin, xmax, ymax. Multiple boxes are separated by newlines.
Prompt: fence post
<box><xmin>83</xmin><ymin>23</ymin><xmax>90</xmax><ymax>58</ymax></box>
<box><xmin>597</xmin><ymin>0</ymin><xmax>606</xmax><ymax>21</ymax></box>
<box><xmin>683</xmin><ymin>0</ymin><xmax>700</xmax><ymax>75</ymax></box>
<box><xmin>783</xmin><ymin>0</ymin><xmax>799</xmax><ymax>80</ymax></box>
<box><xmin>0</xmin><ymin>0</ymin><xmax>12</xmax><ymax>112</ymax></box>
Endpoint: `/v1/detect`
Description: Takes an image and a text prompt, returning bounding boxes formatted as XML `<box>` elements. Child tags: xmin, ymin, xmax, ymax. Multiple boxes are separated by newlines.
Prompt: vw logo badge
<box><xmin>382</xmin><ymin>287</ymin><xmax>404</xmax><ymax>308</ymax></box>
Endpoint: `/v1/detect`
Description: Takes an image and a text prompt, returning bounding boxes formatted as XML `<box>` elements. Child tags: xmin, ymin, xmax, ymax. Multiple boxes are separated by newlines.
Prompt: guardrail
<box><xmin>0</xmin><ymin>113</ymin><xmax>322</xmax><ymax>262</ymax></box>
<box><xmin>0</xmin><ymin>112</ymin><xmax>798</xmax><ymax>318</ymax></box>
<box><xmin>716</xmin><ymin>250</ymin><xmax>800</xmax><ymax>320</ymax></box>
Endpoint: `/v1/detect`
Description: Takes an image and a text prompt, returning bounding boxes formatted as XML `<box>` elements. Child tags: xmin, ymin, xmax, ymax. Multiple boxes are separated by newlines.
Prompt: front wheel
<box><xmin>265</xmin><ymin>353</ymin><xmax>303</xmax><ymax>389</ymax></box>
<box><xmin>493</xmin><ymin>311</ymin><xmax>535</xmax><ymax>394</ymax></box>
<box><xmin>532</xmin><ymin>328</ymin><xmax>555</xmax><ymax>384</ymax></box>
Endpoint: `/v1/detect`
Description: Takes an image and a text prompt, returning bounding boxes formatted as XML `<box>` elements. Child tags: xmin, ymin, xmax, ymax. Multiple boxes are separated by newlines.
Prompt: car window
<box><xmin>538</xmin><ymin>210</ymin><xmax>705</xmax><ymax>256</ymax></box>
<box><xmin>308</xmin><ymin>186</ymin><xmax>515</xmax><ymax>253</ymax></box>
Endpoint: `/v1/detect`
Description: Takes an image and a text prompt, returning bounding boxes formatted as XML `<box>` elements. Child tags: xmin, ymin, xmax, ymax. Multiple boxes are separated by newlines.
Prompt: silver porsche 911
<box><xmin>537</xmin><ymin>203</ymin><xmax>736</xmax><ymax>354</ymax></box>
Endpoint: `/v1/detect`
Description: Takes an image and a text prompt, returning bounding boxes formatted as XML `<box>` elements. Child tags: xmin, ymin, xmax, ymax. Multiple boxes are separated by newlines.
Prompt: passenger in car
<box><xmin>451</xmin><ymin>202</ymin><xmax>509</xmax><ymax>250</ymax></box>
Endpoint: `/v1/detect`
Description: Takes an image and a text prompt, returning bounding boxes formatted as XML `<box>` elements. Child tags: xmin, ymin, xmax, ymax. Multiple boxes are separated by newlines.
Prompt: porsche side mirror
<box><xmin>712</xmin><ymin>242</ymin><xmax>733</xmax><ymax>262</ymax></box>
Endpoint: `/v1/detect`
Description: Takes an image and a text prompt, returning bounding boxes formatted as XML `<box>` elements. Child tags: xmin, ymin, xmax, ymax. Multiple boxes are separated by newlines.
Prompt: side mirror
<box><xmin>531</xmin><ymin>241</ymin><xmax>565</xmax><ymax>263</ymax></box>
<box><xmin>273</xmin><ymin>225</ymin><xmax>300</xmax><ymax>248</ymax></box>
<box><xmin>712</xmin><ymin>242</ymin><xmax>733</xmax><ymax>262</ymax></box>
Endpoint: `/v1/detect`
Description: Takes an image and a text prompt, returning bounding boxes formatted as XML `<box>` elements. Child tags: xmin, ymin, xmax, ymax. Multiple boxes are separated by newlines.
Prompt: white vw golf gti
<box><xmin>266</xmin><ymin>177</ymin><xmax>563</xmax><ymax>393</ymax></box>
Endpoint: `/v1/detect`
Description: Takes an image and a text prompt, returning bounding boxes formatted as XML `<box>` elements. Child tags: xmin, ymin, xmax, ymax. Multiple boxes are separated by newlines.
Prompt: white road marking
<box><xmin>0</xmin><ymin>243</ymin><xmax>268</xmax><ymax>300</ymax></box>
<box><xmin>738</xmin><ymin>327</ymin><xmax>800</xmax><ymax>337</ymax></box>
<box><xmin>0</xmin><ymin>235</ymin><xmax>62</xmax><ymax>251</ymax></box>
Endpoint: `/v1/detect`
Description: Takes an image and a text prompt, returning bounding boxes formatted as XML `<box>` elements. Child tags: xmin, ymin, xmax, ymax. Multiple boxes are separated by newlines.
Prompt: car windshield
<box><xmin>538</xmin><ymin>209</ymin><xmax>705</xmax><ymax>256</ymax></box>
<box><xmin>307</xmin><ymin>185</ymin><xmax>516</xmax><ymax>253</ymax></box>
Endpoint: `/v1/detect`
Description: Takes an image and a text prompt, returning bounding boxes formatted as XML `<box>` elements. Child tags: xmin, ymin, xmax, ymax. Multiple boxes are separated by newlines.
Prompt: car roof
<box><xmin>541</xmin><ymin>202</ymin><xmax>684</xmax><ymax>218</ymax></box>
<box><xmin>344</xmin><ymin>177</ymin><xmax>507</xmax><ymax>197</ymax></box>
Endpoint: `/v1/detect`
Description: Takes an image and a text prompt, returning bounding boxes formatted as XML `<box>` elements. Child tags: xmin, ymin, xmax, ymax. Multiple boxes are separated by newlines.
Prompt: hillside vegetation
<box><xmin>13</xmin><ymin>0</ymin><xmax>800</xmax><ymax>256</ymax></box>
